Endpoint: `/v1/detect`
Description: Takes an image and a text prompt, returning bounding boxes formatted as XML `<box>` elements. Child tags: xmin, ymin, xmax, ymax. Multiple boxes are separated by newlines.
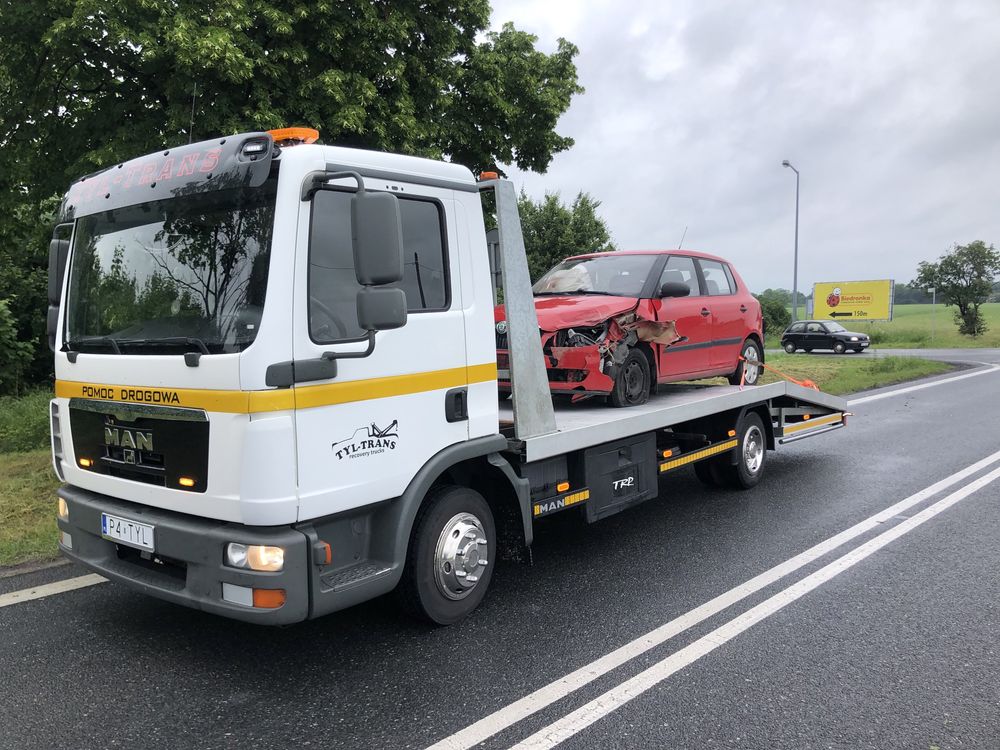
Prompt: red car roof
<box><xmin>565</xmin><ymin>249</ymin><xmax>731</xmax><ymax>263</ymax></box>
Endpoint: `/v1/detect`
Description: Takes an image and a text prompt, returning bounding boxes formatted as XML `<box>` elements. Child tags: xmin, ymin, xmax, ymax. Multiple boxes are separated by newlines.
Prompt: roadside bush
<box><xmin>0</xmin><ymin>390</ymin><xmax>52</xmax><ymax>453</ymax></box>
<box><xmin>756</xmin><ymin>296</ymin><xmax>791</xmax><ymax>336</ymax></box>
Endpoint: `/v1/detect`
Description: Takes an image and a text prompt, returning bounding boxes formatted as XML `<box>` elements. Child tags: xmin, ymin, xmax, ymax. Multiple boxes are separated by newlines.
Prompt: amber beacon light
<box><xmin>267</xmin><ymin>127</ymin><xmax>320</xmax><ymax>145</ymax></box>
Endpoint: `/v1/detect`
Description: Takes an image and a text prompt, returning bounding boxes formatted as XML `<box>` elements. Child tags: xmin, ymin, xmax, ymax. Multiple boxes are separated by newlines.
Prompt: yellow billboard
<box><xmin>812</xmin><ymin>279</ymin><xmax>894</xmax><ymax>321</ymax></box>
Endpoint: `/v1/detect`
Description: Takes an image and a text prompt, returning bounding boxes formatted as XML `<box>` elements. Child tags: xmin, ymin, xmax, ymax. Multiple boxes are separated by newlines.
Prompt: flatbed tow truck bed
<box><xmin>501</xmin><ymin>382</ymin><xmax>848</xmax><ymax>461</ymax></box>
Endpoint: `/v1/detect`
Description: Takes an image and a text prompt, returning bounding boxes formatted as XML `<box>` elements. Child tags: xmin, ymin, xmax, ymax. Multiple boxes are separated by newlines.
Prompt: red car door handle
<box><xmin>739</xmin><ymin>305</ymin><xmax>748</xmax><ymax>312</ymax></box>
<box><xmin>700</xmin><ymin>308</ymin><xmax>711</xmax><ymax>316</ymax></box>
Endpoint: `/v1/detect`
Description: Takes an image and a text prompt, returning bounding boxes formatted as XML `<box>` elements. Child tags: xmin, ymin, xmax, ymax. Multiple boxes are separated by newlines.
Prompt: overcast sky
<box><xmin>488</xmin><ymin>0</ymin><xmax>1000</xmax><ymax>294</ymax></box>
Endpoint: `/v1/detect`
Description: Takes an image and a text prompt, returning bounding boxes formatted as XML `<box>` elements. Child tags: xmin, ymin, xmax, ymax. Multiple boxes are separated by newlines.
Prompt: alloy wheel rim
<box><xmin>742</xmin><ymin>345</ymin><xmax>761</xmax><ymax>384</ymax></box>
<box><xmin>433</xmin><ymin>512</ymin><xmax>489</xmax><ymax>601</ymax></box>
<box><xmin>743</xmin><ymin>424</ymin><xmax>764</xmax><ymax>474</ymax></box>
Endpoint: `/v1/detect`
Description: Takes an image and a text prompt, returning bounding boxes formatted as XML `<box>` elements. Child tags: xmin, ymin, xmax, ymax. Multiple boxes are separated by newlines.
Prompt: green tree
<box><xmin>757</xmin><ymin>288</ymin><xmax>792</xmax><ymax>307</ymax></box>
<box><xmin>518</xmin><ymin>191</ymin><xmax>615</xmax><ymax>281</ymax></box>
<box><xmin>754</xmin><ymin>293</ymin><xmax>791</xmax><ymax>336</ymax></box>
<box><xmin>913</xmin><ymin>240</ymin><xmax>1000</xmax><ymax>336</ymax></box>
<box><xmin>0</xmin><ymin>1</ymin><xmax>583</xmax><ymax>384</ymax></box>
<box><xmin>0</xmin><ymin>299</ymin><xmax>32</xmax><ymax>395</ymax></box>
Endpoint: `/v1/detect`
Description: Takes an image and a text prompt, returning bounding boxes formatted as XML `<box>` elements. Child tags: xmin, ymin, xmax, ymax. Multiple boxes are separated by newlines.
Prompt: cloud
<box><xmin>490</xmin><ymin>0</ymin><xmax>1000</xmax><ymax>292</ymax></box>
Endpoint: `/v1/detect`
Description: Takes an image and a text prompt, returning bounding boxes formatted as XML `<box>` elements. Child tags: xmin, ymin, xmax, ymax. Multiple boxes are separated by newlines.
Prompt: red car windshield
<box><xmin>533</xmin><ymin>254</ymin><xmax>658</xmax><ymax>297</ymax></box>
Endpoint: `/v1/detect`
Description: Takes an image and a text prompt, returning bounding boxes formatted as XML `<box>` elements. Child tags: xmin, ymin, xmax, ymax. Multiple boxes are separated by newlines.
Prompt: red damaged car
<box><xmin>495</xmin><ymin>250</ymin><xmax>764</xmax><ymax>407</ymax></box>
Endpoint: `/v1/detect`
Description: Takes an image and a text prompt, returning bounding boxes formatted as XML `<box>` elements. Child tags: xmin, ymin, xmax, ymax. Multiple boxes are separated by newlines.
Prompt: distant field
<box><xmin>777</xmin><ymin>302</ymin><xmax>1000</xmax><ymax>348</ymax></box>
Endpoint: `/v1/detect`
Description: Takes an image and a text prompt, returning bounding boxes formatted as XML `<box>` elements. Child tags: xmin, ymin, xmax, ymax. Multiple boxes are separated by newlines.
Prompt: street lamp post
<box><xmin>782</xmin><ymin>160</ymin><xmax>800</xmax><ymax>322</ymax></box>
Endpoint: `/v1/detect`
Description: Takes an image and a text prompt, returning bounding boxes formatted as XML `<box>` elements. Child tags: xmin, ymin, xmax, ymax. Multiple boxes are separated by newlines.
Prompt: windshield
<box><xmin>825</xmin><ymin>322</ymin><xmax>847</xmax><ymax>332</ymax></box>
<box><xmin>64</xmin><ymin>177</ymin><xmax>277</xmax><ymax>354</ymax></box>
<box><xmin>533</xmin><ymin>254</ymin><xmax>658</xmax><ymax>297</ymax></box>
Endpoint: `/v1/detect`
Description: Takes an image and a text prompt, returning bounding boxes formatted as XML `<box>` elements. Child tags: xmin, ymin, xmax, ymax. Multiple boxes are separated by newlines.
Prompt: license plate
<box><xmin>101</xmin><ymin>513</ymin><xmax>155</xmax><ymax>551</ymax></box>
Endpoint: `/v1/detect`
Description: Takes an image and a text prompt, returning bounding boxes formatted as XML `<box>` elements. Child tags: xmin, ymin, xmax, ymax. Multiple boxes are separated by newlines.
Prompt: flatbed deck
<box><xmin>501</xmin><ymin>382</ymin><xmax>848</xmax><ymax>461</ymax></box>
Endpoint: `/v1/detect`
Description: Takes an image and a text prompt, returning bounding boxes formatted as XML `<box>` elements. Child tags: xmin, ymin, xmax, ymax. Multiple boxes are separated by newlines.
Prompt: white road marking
<box><xmin>512</xmin><ymin>463</ymin><xmax>1000</xmax><ymax>749</ymax></box>
<box><xmin>847</xmin><ymin>362</ymin><xmax>1000</xmax><ymax>405</ymax></box>
<box><xmin>0</xmin><ymin>574</ymin><xmax>106</xmax><ymax>609</ymax></box>
<box><xmin>426</xmin><ymin>448</ymin><xmax>1000</xmax><ymax>750</ymax></box>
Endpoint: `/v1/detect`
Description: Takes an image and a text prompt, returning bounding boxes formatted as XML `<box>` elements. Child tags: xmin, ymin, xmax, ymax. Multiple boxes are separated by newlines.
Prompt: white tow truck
<box><xmin>48</xmin><ymin>128</ymin><xmax>847</xmax><ymax>624</ymax></box>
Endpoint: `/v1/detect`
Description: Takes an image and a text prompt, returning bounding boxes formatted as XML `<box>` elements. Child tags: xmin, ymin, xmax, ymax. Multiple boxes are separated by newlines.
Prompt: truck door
<box><xmin>291</xmin><ymin>180</ymin><xmax>470</xmax><ymax>520</ymax></box>
<box><xmin>649</xmin><ymin>255</ymin><xmax>711</xmax><ymax>376</ymax></box>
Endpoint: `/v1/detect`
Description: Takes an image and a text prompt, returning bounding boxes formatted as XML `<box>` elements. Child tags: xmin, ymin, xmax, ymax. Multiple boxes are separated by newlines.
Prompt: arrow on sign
<box><xmin>829</xmin><ymin>311</ymin><xmax>853</xmax><ymax>317</ymax></box>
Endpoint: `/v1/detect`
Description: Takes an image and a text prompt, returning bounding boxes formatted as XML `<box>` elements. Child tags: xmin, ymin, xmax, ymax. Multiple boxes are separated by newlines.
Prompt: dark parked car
<box><xmin>781</xmin><ymin>320</ymin><xmax>870</xmax><ymax>354</ymax></box>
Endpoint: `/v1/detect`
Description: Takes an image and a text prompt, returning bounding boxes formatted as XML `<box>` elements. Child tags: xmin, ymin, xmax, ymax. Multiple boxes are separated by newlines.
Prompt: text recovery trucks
<box><xmin>49</xmin><ymin>128</ymin><xmax>847</xmax><ymax>625</ymax></box>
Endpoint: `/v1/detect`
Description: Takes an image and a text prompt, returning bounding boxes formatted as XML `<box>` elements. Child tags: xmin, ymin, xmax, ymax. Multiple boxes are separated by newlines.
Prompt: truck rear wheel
<box><xmin>397</xmin><ymin>485</ymin><xmax>496</xmax><ymax>625</ymax></box>
<box><xmin>694</xmin><ymin>459</ymin><xmax>724</xmax><ymax>487</ymax></box>
<box><xmin>717</xmin><ymin>411</ymin><xmax>767</xmax><ymax>489</ymax></box>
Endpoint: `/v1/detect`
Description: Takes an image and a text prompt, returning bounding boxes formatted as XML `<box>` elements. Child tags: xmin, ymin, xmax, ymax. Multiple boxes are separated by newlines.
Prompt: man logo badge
<box><xmin>496</xmin><ymin>320</ymin><xmax>508</xmax><ymax>335</ymax></box>
<box><xmin>104</xmin><ymin>426</ymin><xmax>153</xmax><ymax>452</ymax></box>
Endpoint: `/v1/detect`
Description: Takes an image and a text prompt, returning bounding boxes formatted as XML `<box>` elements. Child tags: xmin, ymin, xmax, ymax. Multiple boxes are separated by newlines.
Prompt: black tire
<box><xmin>396</xmin><ymin>485</ymin><xmax>496</xmax><ymax>625</ymax></box>
<box><xmin>833</xmin><ymin>341</ymin><xmax>846</xmax><ymax>354</ymax></box>
<box><xmin>783</xmin><ymin>342</ymin><xmax>796</xmax><ymax>354</ymax></box>
<box><xmin>852</xmin><ymin>347</ymin><xmax>862</xmax><ymax>353</ymax></box>
<box><xmin>694</xmin><ymin>459</ymin><xmax>724</xmax><ymax>487</ymax></box>
<box><xmin>608</xmin><ymin>349</ymin><xmax>650</xmax><ymax>407</ymax></box>
<box><xmin>727</xmin><ymin>338</ymin><xmax>763</xmax><ymax>386</ymax></box>
<box><xmin>803</xmin><ymin>347</ymin><xmax>812</xmax><ymax>353</ymax></box>
<box><xmin>717</xmin><ymin>411</ymin><xmax>768</xmax><ymax>489</ymax></box>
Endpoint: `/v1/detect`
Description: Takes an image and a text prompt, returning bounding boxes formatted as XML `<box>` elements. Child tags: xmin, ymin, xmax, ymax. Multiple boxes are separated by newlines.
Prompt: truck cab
<box><xmin>51</xmin><ymin>130</ymin><xmax>508</xmax><ymax>623</ymax></box>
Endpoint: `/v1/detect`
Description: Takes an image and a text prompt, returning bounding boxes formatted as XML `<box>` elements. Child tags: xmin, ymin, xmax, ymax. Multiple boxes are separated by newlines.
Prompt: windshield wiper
<box><xmin>533</xmin><ymin>289</ymin><xmax>615</xmax><ymax>297</ymax></box>
<box><xmin>120</xmin><ymin>336</ymin><xmax>211</xmax><ymax>354</ymax></box>
<box><xmin>65</xmin><ymin>336</ymin><xmax>122</xmax><ymax>355</ymax></box>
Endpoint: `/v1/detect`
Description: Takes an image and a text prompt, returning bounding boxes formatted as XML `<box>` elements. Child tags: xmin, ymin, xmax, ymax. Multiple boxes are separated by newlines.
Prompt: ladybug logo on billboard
<box><xmin>826</xmin><ymin>287</ymin><xmax>842</xmax><ymax>308</ymax></box>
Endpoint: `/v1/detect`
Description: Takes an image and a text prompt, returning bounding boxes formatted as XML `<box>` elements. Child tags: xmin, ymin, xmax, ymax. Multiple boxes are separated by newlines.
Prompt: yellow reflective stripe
<box><xmin>54</xmin><ymin>380</ymin><xmax>252</xmax><ymax>413</ymax></box>
<box><xmin>55</xmin><ymin>363</ymin><xmax>498</xmax><ymax>415</ymax></box>
<box><xmin>783</xmin><ymin>413</ymin><xmax>843</xmax><ymax>435</ymax></box>
<box><xmin>659</xmin><ymin>439</ymin><xmax>738</xmax><ymax>473</ymax></box>
<box><xmin>293</xmin><ymin>362</ymin><xmax>497</xmax><ymax>410</ymax></box>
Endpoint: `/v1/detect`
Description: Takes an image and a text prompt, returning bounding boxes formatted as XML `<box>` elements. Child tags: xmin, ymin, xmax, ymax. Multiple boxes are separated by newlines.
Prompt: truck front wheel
<box><xmin>397</xmin><ymin>485</ymin><xmax>496</xmax><ymax>625</ymax></box>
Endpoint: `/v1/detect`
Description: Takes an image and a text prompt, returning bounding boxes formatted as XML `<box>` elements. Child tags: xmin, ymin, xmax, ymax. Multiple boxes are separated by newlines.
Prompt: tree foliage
<box><xmin>0</xmin><ymin>300</ymin><xmax>32</xmax><ymax>395</ymax></box>
<box><xmin>517</xmin><ymin>191</ymin><xmax>615</xmax><ymax>282</ymax></box>
<box><xmin>754</xmin><ymin>293</ymin><xmax>791</xmax><ymax>336</ymax></box>
<box><xmin>913</xmin><ymin>240</ymin><xmax>1000</xmax><ymax>337</ymax></box>
<box><xmin>0</xmin><ymin>1</ymin><xmax>584</xmax><ymax>391</ymax></box>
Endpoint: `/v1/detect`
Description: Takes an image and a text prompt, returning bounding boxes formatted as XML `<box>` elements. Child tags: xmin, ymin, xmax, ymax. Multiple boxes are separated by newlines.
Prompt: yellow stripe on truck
<box><xmin>55</xmin><ymin>362</ymin><xmax>498</xmax><ymax>414</ymax></box>
<box><xmin>782</xmin><ymin>412</ymin><xmax>843</xmax><ymax>435</ymax></box>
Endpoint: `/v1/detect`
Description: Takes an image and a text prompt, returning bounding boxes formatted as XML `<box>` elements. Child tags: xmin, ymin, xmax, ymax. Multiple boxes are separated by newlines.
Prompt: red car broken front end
<box><xmin>495</xmin><ymin>299</ymin><xmax>684</xmax><ymax>398</ymax></box>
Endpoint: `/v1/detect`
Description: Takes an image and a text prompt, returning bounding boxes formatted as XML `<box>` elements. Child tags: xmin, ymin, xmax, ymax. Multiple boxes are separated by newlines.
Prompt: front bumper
<box><xmin>497</xmin><ymin>345</ymin><xmax>615</xmax><ymax>395</ymax></box>
<box><xmin>57</xmin><ymin>484</ymin><xmax>311</xmax><ymax>625</ymax></box>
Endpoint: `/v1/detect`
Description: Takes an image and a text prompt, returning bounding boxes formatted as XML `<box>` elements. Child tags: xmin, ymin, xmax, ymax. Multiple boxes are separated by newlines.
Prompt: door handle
<box><xmin>740</xmin><ymin>305</ymin><xmax>748</xmax><ymax>313</ymax></box>
<box><xmin>700</xmin><ymin>308</ymin><xmax>711</xmax><ymax>317</ymax></box>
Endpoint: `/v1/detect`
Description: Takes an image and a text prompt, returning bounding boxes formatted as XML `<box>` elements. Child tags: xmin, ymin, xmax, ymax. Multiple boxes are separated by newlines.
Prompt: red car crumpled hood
<box><xmin>494</xmin><ymin>295</ymin><xmax>639</xmax><ymax>332</ymax></box>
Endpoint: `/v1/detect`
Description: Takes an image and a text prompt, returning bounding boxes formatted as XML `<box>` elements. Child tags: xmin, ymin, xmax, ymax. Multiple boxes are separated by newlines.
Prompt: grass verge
<box><xmin>756</xmin><ymin>353</ymin><xmax>953</xmax><ymax>395</ymax></box>
<box><xmin>0</xmin><ymin>450</ymin><xmax>61</xmax><ymax>567</ymax></box>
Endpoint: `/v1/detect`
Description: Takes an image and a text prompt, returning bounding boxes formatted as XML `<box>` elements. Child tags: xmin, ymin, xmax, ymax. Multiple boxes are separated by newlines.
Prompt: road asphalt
<box><xmin>1</xmin><ymin>354</ymin><xmax>999</xmax><ymax>750</ymax></box>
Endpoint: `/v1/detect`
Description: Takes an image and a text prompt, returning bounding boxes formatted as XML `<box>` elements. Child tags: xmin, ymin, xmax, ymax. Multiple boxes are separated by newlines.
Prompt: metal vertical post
<box><xmin>782</xmin><ymin>161</ymin><xmax>801</xmax><ymax>322</ymax></box>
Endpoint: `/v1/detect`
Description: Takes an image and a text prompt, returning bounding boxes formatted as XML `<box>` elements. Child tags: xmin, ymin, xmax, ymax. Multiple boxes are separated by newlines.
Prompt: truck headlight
<box><xmin>225</xmin><ymin>543</ymin><xmax>284</xmax><ymax>572</ymax></box>
<box><xmin>849</xmin><ymin>336</ymin><xmax>859</xmax><ymax>341</ymax></box>
<box><xmin>58</xmin><ymin>497</ymin><xmax>69</xmax><ymax>521</ymax></box>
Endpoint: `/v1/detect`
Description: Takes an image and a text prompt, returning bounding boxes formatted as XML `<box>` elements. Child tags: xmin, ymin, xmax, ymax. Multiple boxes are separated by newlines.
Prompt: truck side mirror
<box><xmin>352</xmin><ymin>190</ymin><xmax>404</xmax><ymax>285</ymax></box>
<box><xmin>659</xmin><ymin>281</ymin><xmax>690</xmax><ymax>298</ymax></box>
<box><xmin>47</xmin><ymin>233</ymin><xmax>71</xmax><ymax>350</ymax></box>
<box><xmin>357</xmin><ymin>287</ymin><xmax>407</xmax><ymax>331</ymax></box>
